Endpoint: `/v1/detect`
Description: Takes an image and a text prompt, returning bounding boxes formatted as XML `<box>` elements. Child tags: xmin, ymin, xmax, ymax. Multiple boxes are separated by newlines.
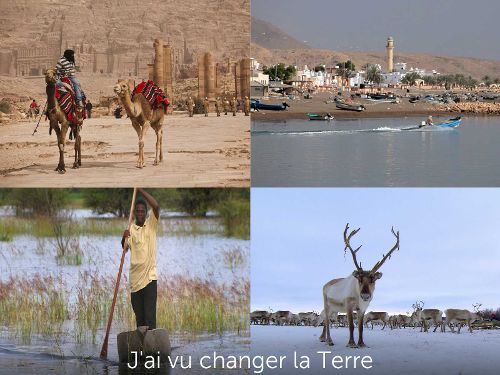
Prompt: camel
<box><xmin>113</xmin><ymin>79</ymin><xmax>166</xmax><ymax>168</ymax></box>
<box><xmin>45</xmin><ymin>68</ymin><xmax>83</xmax><ymax>172</ymax></box>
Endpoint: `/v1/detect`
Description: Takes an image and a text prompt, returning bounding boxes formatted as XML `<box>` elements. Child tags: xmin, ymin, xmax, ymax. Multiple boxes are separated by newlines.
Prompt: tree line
<box><xmin>0</xmin><ymin>188</ymin><xmax>249</xmax><ymax>218</ymax></box>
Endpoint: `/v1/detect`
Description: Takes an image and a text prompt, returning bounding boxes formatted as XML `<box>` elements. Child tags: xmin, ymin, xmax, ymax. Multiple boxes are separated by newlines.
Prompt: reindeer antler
<box><xmin>413</xmin><ymin>300</ymin><xmax>424</xmax><ymax>310</ymax></box>
<box><xmin>472</xmin><ymin>303</ymin><xmax>482</xmax><ymax>312</ymax></box>
<box><xmin>370</xmin><ymin>226</ymin><xmax>400</xmax><ymax>273</ymax></box>
<box><xmin>344</xmin><ymin>223</ymin><xmax>362</xmax><ymax>271</ymax></box>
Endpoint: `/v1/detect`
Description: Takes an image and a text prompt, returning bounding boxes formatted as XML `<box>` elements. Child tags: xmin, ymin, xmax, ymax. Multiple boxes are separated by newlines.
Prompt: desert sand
<box><xmin>0</xmin><ymin>113</ymin><xmax>250</xmax><ymax>187</ymax></box>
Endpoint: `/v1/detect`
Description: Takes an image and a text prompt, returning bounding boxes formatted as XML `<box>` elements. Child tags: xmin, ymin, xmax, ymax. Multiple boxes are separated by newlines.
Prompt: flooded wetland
<box><xmin>0</xmin><ymin>208</ymin><xmax>250</xmax><ymax>374</ymax></box>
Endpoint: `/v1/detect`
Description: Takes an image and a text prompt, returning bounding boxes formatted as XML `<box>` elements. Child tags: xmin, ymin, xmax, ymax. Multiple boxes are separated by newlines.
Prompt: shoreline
<box><xmin>251</xmin><ymin>109</ymin><xmax>466</xmax><ymax>121</ymax></box>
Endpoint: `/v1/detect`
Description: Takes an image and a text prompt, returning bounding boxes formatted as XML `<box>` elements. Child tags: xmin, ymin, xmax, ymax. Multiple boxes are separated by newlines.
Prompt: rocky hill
<box><xmin>251</xmin><ymin>18</ymin><xmax>309</xmax><ymax>50</ymax></box>
<box><xmin>251</xmin><ymin>18</ymin><xmax>500</xmax><ymax>79</ymax></box>
<box><xmin>0</xmin><ymin>0</ymin><xmax>250</xmax><ymax>74</ymax></box>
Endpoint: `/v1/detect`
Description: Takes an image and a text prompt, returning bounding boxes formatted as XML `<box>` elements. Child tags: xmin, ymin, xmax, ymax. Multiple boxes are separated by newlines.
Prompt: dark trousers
<box><xmin>131</xmin><ymin>280</ymin><xmax>157</xmax><ymax>329</ymax></box>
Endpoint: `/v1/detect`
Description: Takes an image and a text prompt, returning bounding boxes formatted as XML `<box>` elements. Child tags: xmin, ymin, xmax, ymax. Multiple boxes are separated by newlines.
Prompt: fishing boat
<box><xmin>306</xmin><ymin>113</ymin><xmax>334</xmax><ymax>121</ymax></box>
<box><xmin>335</xmin><ymin>101</ymin><xmax>366</xmax><ymax>112</ymax></box>
<box><xmin>437</xmin><ymin>117</ymin><xmax>462</xmax><ymax>128</ymax></box>
<box><xmin>251</xmin><ymin>99</ymin><xmax>290</xmax><ymax>111</ymax></box>
<box><xmin>403</xmin><ymin>117</ymin><xmax>462</xmax><ymax>130</ymax></box>
<box><xmin>367</xmin><ymin>93</ymin><xmax>396</xmax><ymax>100</ymax></box>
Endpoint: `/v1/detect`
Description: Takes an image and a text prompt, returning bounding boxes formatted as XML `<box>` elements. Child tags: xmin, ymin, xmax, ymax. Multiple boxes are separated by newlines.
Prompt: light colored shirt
<box><xmin>56</xmin><ymin>57</ymin><xmax>76</xmax><ymax>77</ymax></box>
<box><xmin>128</xmin><ymin>212</ymin><xmax>158</xmax><ymax>293</ymax></box>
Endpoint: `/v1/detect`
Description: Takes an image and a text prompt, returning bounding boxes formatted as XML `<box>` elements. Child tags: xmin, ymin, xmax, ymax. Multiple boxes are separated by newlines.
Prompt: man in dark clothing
<box><xmin>86</xmin><ymin>101</ymin><xmax>93</xmax><ymax>118</ymax></box>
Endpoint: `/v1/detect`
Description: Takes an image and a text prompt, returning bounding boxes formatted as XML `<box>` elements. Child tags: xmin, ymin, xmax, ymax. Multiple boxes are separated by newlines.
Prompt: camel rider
<box><xmin>215</xmin><ymin>97</ymin><xmax>221</xmax><ymax>117</ymax></box>
<box><xmin>203</xmin><ymin>97</ymin><xmax>209</xmax><ymax>117</ymax></box>
<box><xmin>56</xmin><ymin>49</ymin><xmax>83</xmax><ymax>107</ymax></box>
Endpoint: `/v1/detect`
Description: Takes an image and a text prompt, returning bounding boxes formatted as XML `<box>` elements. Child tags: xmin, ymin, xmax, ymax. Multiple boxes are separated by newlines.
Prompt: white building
<box><xmin>250</xmin><ymin>58</ymin><xmax>269</xmax><ymax>85</ymax></box>
<box><xmin>294</xmin><ymin>65</ymin><xmax>334</xmax><ymax>87</ymax></box>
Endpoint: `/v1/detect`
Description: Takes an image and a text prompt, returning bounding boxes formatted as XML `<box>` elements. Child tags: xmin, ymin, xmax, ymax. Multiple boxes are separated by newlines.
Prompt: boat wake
<box><xmin>252</xmin><ymin>126</ymin><xmax>455</xmax><ymax>136</ymax></box>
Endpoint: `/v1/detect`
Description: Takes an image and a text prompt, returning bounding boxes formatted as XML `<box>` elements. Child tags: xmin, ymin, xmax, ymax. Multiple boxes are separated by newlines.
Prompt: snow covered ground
<box><xmin>250</xmin><ymin>325</ymin><xmax>500</xmax><ymax>374</ymax></box>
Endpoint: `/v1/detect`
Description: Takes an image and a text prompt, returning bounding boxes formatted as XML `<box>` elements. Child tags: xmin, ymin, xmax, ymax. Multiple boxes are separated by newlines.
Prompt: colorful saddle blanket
<box><xmin>55</xmin><ymin>77</ymin><xmax>86</xmax><ymax>127</ymax></box>
<box><xmin>131</xmin><ymin>80</ymin><xmax>170</xmax><ymax>111</ymax></box>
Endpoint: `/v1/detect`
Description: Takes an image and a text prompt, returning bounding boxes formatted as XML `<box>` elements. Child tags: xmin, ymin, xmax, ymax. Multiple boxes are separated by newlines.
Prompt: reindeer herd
<box><xmin>251</xmin><ymin>224</ymin><xmax>487</xmax><ymax>349</ymax></box>
<box><xmin>251</xmin><ymin>301</ymin><xmax>483</xmax><ymax>334</ymax></box>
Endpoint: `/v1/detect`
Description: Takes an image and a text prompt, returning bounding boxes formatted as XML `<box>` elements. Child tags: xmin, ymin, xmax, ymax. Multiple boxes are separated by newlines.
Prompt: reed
<box><xmin>0</xmin><ymin>273</ymin><xmax>249</xmax><ymax>344</ymax></box>
<box><xmin>0</xmin><ymin>275</ymin><xmax>68</xmax><ymax>344</ymax></box>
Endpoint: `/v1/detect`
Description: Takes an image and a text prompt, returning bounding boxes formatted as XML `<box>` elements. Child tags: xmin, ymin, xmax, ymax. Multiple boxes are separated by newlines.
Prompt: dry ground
<box><xmin>0</xmin><ymin>113</ymin><xmax>250</xmax><ymax>187</ymax></box>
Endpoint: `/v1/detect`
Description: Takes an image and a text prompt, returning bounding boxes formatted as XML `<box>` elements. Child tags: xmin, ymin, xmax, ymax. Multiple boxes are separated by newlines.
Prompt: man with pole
<box><xmin>100</xmin><ymin>188</ymin><xmax>160</xmax><ymax>360</ymax></box>
<box><xmin>122</xmin><ymin>188</ymin><xmax>160</xmax><ymax>330</ymax></box>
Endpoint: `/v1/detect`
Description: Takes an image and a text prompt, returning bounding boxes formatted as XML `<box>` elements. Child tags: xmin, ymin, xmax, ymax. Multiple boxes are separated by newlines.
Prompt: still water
<box><xmin>0</xmin><ymin>211</ymin><xmax>249</xmax><ymax>374</ymax></box>
<box><xmin>252</xmin><ymin>116</ymin><xmax>500</xmax><ymax>186</ymax></box>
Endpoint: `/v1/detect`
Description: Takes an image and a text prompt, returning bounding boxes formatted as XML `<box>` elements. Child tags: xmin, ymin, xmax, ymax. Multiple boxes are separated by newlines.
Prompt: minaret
<box><xmin>386</xmin><ymin>37</ymin><xmax>394</xmax><ymax>73</ymax></box>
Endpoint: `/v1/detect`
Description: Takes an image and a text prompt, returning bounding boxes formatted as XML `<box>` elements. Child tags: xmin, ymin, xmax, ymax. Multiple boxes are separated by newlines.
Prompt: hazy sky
<box><xmin>251</xmin><ymin>188</ymin><xmax>500</xmax><ymax>313</ymax></box>
<box><xmin>252</xmin><ymin>0</ymin><xmax>500</xmax><ymax>60</ymax></box>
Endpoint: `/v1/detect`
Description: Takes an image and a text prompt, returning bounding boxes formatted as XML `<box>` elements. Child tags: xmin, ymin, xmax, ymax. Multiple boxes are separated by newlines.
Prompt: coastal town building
<box><xmin>250</xmin><ymin>58</ymin><xmax>270</xmax><ymax>98</ymax></box>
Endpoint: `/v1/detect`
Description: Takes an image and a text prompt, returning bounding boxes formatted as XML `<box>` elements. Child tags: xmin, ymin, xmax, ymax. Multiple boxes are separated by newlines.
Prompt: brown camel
<box><xmin>45</xmin><ymin>68</ymin><xmax>83</xmax><ymax>172</ymax></box>
<box><xmin>113</xmin><ymin>80</ymin><xmax>166</xmax><ymax>168</ymax></box>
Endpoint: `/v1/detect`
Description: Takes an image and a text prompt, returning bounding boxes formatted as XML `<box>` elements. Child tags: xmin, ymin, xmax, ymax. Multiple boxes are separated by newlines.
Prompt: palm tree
<box><xmin>402</xmin><ymin>72</ymin><xmax>421</xmax><ymax>86</ymax></box>
<box><xmin>336</xmin><ymin>60</ymin><xmax>356</xmax><ymax>87</ymax></box>
<box><xmin>365</xmin><ymin>65</ymin><xmax>383</xmax><ymax>86</ymax></box>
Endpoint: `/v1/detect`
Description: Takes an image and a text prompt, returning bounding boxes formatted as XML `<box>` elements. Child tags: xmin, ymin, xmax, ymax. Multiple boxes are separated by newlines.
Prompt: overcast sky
<box><xmin>252</xmin><ymin>0</ymin><xmax>500</xmax><ymax>61</ymax></box>
<box><xmin>251</xmin><ymin>188</ymin><xmax>500</xmax><ymax>314</ymax></box>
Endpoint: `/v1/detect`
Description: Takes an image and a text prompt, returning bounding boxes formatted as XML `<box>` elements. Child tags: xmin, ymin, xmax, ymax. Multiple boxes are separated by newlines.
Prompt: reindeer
<box><xmin>412</xmin><ymin>301</ymin><xmax>443</xmax><ymax>332</ymax></box>
<box><xmin>320</xmin><ymin>223</ymin><xmax>400</xmax><ymax>347</ymax></box>
<box><xmin>271</xmin><ymin>310</ymin><xmax>293</xmax><ymax>325</ymax></box>
<box><xmin>444</xmin><ymin>303</ymin><xmax>482</xmax><ymax>333</ymax></box>
<box><xmin>364</xmin><ymin>312</ymin><xmax>390</xmax><ymax>330</ymax></box>
<box><xmin>395</xmin><ymin>313</ymin><xmax>412</xmax><ymax>328</ymax></box>
<box><xmin>298</xmin><ymin>312</ymin><xmax>321</xmax><ymax>326</ymax></box>
<box><xmin>250</xmin><ymin>310</ymin><xmax>271</xmax><ymax>325</ymax></box>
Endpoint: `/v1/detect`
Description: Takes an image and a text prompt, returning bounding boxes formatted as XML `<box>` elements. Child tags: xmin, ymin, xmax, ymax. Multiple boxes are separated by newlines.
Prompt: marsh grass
<box><xmin>0</xmin><ymin>220</ymin><xmax>13</xmax><ymax>242</ymax></box>
<box><xmin>217</xmin><ymin>200</ymin><xmax>250</xmax><ymax>240</ymax></box>
<box><xmin>0</xmin><ymin>273</ymin><xmax>249</xmax><ymax>345</ymax></box>
<box><xmin>0</xmin><ymin>275</ymin><xmax>68</xmax><ymax>344</ymax></box>
<box><xmin>155</xmin><ymin>277</ymin><xmax>249</xmax><ymax>335</ymax></box>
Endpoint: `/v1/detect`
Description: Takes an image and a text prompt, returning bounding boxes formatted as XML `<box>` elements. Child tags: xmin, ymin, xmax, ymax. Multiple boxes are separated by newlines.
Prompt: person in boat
<box><xmin>425</xmin><ymin>115</ymin><xmax>434</xmax><ymax>126</ymax></box>
<box><xmin>55</xmin><ymin>49</ymin><xmax>84</xmax><ymax>108</ymax></box>
<box><xmin>122</xmin><ymin>189</ymin><xmax>160</xmax><ymax>330</ymax></box>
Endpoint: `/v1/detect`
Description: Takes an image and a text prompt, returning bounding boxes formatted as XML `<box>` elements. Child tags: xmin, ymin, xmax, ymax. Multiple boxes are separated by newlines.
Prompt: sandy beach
<box><xmin>0</xmin><ymin>113</ymin><xmax>250</xmax><ymax>187</ymax></box>
<box><xmin>251</xmin><ymin>90</ymin><xmax>500</xmax><ymax>121</ymax></box>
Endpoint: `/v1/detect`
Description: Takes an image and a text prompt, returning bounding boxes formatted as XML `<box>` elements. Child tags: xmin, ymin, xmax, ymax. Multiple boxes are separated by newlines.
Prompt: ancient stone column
<box><xmin>162</xmin><ymin>43</ymin><xmax>173</xmax><ymax>95</ymax></box>
<box><xmin>153</xmin><ymin>38</ymin><xmax>164</xmax><ymax>87</ymax></box>
<box><xmin>239</xmin><ymin>58</ymin><xmax>251</xmax><ymax>100</ymax></box>
<box><xmin>205</xmin><ymin>52</ymin><xmax>215</xmax><ymax>100</ymax></box>
<box><xmin>198</xmin><ymin>54</ymin><xmax>206</xmax><ymax>98</ymax></box>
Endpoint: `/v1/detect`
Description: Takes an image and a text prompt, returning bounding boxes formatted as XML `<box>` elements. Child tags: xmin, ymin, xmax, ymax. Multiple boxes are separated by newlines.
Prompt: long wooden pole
<box><xmin>100</xmin><ymin>187</ymin><xmax>137</xmax><ymax>360</ymax></box>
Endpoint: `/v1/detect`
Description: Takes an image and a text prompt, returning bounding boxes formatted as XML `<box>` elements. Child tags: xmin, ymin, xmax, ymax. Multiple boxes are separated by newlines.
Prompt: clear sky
<box><xmin>252</xmin><ymin>0</ymin><xmax>500</xmax><ymax>61</ymax></box>
<box><xmin>251</xmin><ymin>188</ymin><xmax>500</xmax><ymax>314</ymax></box>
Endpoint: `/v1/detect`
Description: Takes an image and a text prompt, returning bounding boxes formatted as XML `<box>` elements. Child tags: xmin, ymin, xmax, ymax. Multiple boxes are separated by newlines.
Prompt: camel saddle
<box><xmin>131</xmin><ymin>80</ymin><xmax>170</xmax><ymax>112</ymax></box>
<box><xmin>55</xmin><ymin>77</ymin><xmax>87</xmax><ymax>129</ymax></box>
